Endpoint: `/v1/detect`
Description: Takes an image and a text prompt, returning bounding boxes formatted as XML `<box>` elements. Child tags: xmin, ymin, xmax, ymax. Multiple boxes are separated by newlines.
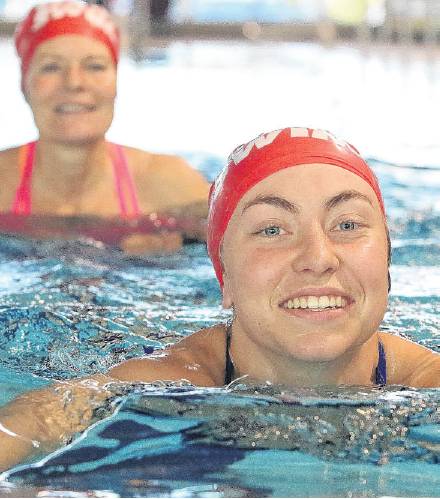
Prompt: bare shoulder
<box><xmin>0</xmin><ymin>146</ymin><xmax>21</xmax><ymax>172</ymax></box>
<box><xmin>0</xmin><ymin>146</ymin><xmax>22</xmax><ymax>210</ymax></box>
<box><xmin>123</xmin><ymin>146</ymin><xmax>205</xmax><ymax>180</ymax></box>
<box><xmin>121</xmin><ymin>145</ymin><xmax>210</xmax><ymax>215</ymax></box>
<box><xmin>108</xmin><ymin>325</ymin><xmax>227</xmax><ymax>387</ymax></box>
<box><xmin>380</xmin><ymin>332</ymin><xmax>440</xmax><ymax>387</ymax></box>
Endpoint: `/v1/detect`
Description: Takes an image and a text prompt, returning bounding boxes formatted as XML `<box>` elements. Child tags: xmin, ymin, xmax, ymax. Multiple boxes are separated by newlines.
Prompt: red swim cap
<box><xmin>207</xmin><ymin>127</ymin><xmax>385</xmax><ymax>287</ymax></box>
<box><xmin>15</xmin><ymin>1</ymin><xmax>120</xmax><ymax>81</ymax></box>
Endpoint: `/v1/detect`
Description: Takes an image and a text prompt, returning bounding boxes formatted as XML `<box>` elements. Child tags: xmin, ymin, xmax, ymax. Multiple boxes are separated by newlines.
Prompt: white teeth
<box><xmin>308</xmin><ymin>296</ymin><xmax>319</xmax><ymax>308</ymax></box>
<box><xmin>284</xmin><ymin>295</ymin><xmax>348</xmax><ymax>310</ymax></box>
<box><xmin>318</xmin><ymin>296</ymin><xmax>329</xmax><ymax>308</ymax></box>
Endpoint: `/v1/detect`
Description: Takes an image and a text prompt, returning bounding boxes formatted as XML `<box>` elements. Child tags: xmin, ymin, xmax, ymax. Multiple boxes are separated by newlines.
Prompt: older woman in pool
<box><xmin>0</xmin><ymin>1</ymin><xmax>209</xmax><ymax>252</ymax></box>
<box><xmin>0</xmin><ymin>127</ymin><xmax>439</xmax><ymax>471</ymax></box>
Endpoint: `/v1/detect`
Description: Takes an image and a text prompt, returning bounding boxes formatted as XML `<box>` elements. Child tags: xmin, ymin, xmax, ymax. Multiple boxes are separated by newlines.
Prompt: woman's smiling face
<box><xmin>221</xmin><ymin>163</ymin><xmax>389</xmax><ymax>363</ymax></box>
<box><xmin>23</xmin><ymin>34</ymin><xmax>117</xmax><ymax>145</ymax></box>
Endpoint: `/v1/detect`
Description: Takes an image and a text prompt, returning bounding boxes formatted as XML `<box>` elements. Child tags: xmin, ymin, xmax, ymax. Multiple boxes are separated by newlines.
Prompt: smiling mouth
<box><xmin>55</xmin><ymin>103</ymin><xmax>96</xmax><ymax>114</ymax></box>
<box><xmin>281</xmin><ymin>295</ymin><xmax>348</xmax><ymax>311</ymax></box>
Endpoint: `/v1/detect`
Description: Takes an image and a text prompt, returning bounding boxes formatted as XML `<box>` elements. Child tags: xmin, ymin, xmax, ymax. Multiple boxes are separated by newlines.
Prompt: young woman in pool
<box><xmin>0</xmin><ymin>1</ymin><xmax>209</xmax><ymax>253</ymax></box>
<box><xmin>0</xmin><ymin>127</ymin><xmax>439</xmax><ymax>471</ymax></box>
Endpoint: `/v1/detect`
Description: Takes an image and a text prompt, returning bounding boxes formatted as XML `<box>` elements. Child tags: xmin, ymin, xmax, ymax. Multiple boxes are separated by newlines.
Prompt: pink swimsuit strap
<box><xmin>12</xmin><ymin>141</ymin><xmax>140</xmax><ymax>219</ymax></box>
<box><xmin>107</xmin><ymin>142</ymin><xmax>141</xmax><ymax>219</ymax></box>
<box><xmin>12</xmin><ymin>141</ymin><xmax>36</xmax><ymax>216</ymax></box>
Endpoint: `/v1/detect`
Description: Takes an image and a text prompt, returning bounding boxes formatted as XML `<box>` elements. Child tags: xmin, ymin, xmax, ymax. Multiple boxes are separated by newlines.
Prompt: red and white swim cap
<box><xmin>15</xmin><ymin>1</ymin><xmax>120</xmax><ymax>80</ymax></box>
<box><xmin>207</xmin><ymin>127</ymin><xmax>385</xmax><ymax>287</ymax></box>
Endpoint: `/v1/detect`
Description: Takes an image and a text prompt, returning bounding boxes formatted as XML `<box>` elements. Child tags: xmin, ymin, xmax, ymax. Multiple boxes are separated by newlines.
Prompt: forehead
<box><xmin>235</xmin><ymin>163</ymin><xmax>382</xmax><ymax>214</ymax></box>
<box><xmin>32</xmin><ymin>34</ymin><xmax>112</xmax><ymax>60</ymax></box>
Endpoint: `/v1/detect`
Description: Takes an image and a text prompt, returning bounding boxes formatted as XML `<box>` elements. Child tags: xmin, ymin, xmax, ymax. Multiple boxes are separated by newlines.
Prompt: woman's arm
<box><xmin>0</xmin><ymin>147</ymin><xmax>22</xmax><ymax>213</ymax></box>
<box><xmin>0</xmin><ymin>327</ymin><xmax>224</xmax><ymax>472</ymax></box>
<box><xmin>119</xmin><ymin>231</ymin><xmax>183</xmax><ymax>255</ymax></box>
<box><xmin>0</xmin><ymin>375</ymin><xmax>114</xmax><ymax>471</ymax></box>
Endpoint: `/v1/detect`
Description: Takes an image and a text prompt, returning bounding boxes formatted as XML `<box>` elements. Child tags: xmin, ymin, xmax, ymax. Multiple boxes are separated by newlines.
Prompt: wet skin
<box><xmin>220</xmin><ymin>164</ymin><xmax>390</xmax><ymax>386</ymax></box>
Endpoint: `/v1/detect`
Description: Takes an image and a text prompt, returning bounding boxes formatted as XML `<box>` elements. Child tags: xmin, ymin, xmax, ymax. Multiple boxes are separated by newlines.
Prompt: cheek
<box><xmin>350</xmin><ymin>237</ymin><xmax>389</xmax><ymax>293</ymax></box>
<box><xmin>104</xmin><ymin>87</ymin><xmax>117</xmax><ymax>103</ymax></box>
<box><xmin>97</xmin><ymin>87</ymin><xmax>116</xmax><ymax>109</ymax></box>
<box><xmin>226</xmin><ymin>245</ymin><xmax>286</xmax><ymax>297</ymax></box>
<box><xmin>25</xmin><ymin>75</ymin><xmax>60</xmax><ymax>109</ymax></box>
<box><xmin>98</xmin><ymin>73</ymin><xmax>117</xmax><ymax>100</ymax></box>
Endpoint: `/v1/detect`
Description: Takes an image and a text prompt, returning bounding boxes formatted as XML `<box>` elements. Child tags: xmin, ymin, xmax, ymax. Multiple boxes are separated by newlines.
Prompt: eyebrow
<box><xmin>324</xmin><ymin>190</ymin><xmax>373</xmax><ymax>210</ymax></box>
<box><xmin>241</xmin><ymin>190</ymin><xmax>373</xmax><ymax>215</ymax></box>
<box><xmin>37</xmin><ymin>54</ymin><xmax>109</xmax><ymax>61</ymax></box>
<box><xmin>241</xmin><ymin>195</ymin><xmax>299</xmax><ymax>215</ymax></box>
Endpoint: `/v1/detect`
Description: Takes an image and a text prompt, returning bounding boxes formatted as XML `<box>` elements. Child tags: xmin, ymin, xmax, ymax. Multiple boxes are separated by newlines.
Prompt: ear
<box><xmin>221</xmin><ymin>273</ymin><xmax>233</xmax><ymax>309</ymax></box>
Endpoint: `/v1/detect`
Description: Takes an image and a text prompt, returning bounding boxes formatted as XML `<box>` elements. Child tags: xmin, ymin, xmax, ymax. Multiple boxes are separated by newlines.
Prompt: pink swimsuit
<box><xmin>12</xmin><ymin>141</ymin><xmax>141</xmax><ymax>218</ymax></box>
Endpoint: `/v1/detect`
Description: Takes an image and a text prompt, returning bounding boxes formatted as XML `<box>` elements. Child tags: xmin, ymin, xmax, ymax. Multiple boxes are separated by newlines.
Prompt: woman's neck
<box><xmin>36</xmin><ymin>138</ymin><xmax>108</xmax><ymax>179</ymax></box>
<box><xmin>229</xmin><ymin>322</ymin><xmax>380</xmax><ymax>387</ymax></box>
<box><xmin>33</xmin><ymin>138</ymin><xmax>111</xmax><ymax>203</ymax></box>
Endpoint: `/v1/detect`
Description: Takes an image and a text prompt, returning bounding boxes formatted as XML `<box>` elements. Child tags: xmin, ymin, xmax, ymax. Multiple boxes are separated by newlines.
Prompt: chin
<box><xmin>52</xmin><ymin>119</ymin><xmax>112</xmax><ymax>144</ymax></box>
<box><xmin>55</xmin><ymin>133</ymin><xmax>106</xmax><ymax>146</ymax></box>
<box><xmin>284</xmin><ymin>334</ymin><xmax>357</xmax><ymax>363</ymax></box>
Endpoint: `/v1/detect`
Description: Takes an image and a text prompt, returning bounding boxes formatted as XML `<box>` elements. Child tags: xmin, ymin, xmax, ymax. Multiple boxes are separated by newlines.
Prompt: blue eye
<box><xmin>339</xmin><ymin>221</ymin><xmax>357</xmax><ymax>231</ymax></box>
<box><xmin>261</xmin><ymin>226</ymin><xmax>281</xmax><ymax>237</ymax></box>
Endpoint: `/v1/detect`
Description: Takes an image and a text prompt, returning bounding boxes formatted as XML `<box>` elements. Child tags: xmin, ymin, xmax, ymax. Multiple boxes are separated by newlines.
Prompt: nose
<box><xmin>63</xmin><ymin>65</ymin><xmax>85</xmax><ymax>91</ymax></box>
<box><xmin>290</xmin><ymin>223</ymin><xmax>340</xmax><ymax>276</ymax></box>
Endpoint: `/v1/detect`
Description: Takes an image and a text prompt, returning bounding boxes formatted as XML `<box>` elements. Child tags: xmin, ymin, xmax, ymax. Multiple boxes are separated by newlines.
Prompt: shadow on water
<box><xmin>2</xmin><ymin>383</ymin><xmax>440</xmax><ymax>497</ymax></box>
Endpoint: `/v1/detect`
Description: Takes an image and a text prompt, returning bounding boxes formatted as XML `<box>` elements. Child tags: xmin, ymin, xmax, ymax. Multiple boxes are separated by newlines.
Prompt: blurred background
<box><xmin>0</xmin><ymin>0</ymin><xmax>439</xmax><ymax>168</ymax></box>
<box><xmin>2</xmin><ymin>1</ymin><xmax>440</xmax><ymax>45</ymax></box>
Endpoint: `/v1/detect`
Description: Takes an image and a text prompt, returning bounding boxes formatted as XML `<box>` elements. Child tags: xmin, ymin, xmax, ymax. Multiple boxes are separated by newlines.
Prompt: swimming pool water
<box><xmin>0</xmin><ymin>39</ymin><xmax>439</xmax><ymax>497</ymax></box>
<box><xmin>0</xmin><ymin>153</ymin><xmax>438</xmax><ymax>497</ymax></box>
